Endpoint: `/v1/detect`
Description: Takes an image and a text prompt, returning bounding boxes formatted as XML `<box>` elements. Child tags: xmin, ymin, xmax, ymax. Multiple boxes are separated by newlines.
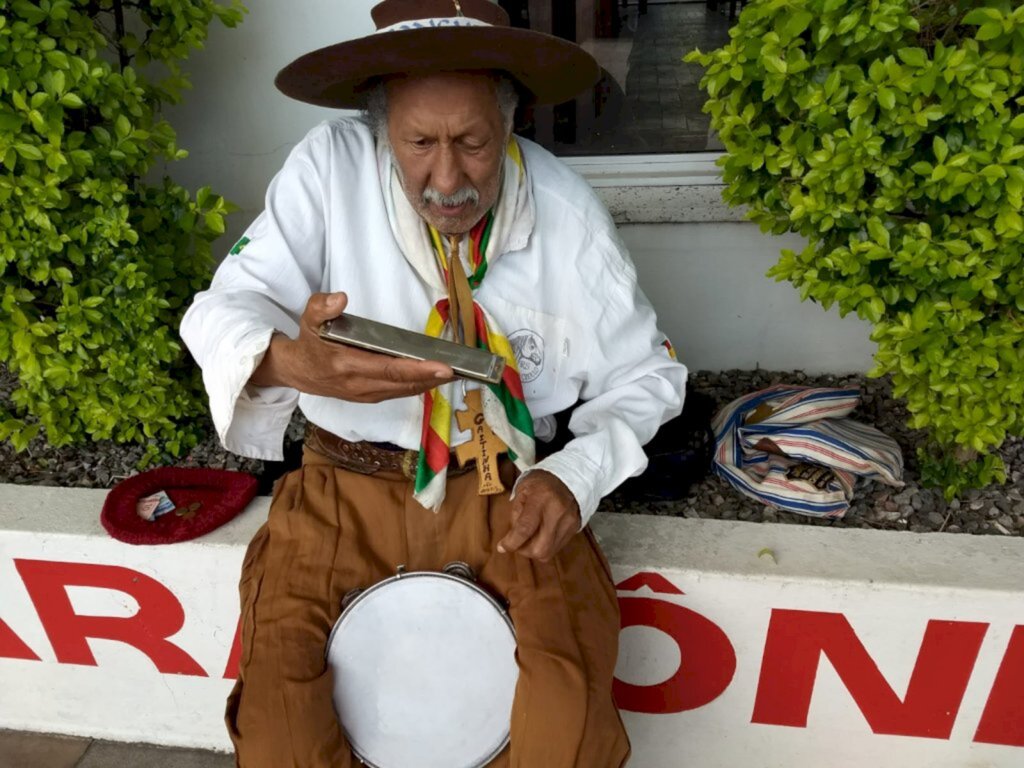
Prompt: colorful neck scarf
<box><xmin>380</xmin><ymin>137</ymin><xmax>537</xmax><ymax>511</ymax></box>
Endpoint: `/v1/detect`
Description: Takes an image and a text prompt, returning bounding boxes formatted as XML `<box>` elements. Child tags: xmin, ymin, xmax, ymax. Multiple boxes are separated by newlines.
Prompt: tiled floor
<box><xmin>0</xmin><ymin>730</ymin><xmax>232</xmax><ymax>768</ymax></box>
<box><xmin>542</xmin><ymin>1</ymin><xmax>735</xmax><ymax>155</ymax></box>
<box><xmin>617</xmin><ymin>2</ymin><xmax>733</xmax><ymax>153</ymax></box>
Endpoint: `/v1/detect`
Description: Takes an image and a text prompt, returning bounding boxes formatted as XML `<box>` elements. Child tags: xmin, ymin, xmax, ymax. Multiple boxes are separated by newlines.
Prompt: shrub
<box><xmin>687</xmin><ymin>0</ymin><xmax>1024</xmax><ymax>497</ymax></box>
<box><xmin>0</xmin><ymin>0</ymin><xmax>244</xmax><ymax>459</ymax></box>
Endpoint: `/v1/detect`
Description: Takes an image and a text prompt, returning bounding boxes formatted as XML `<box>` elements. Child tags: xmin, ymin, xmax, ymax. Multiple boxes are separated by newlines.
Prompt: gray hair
<box><xmin>364</xmin><ymin>73</ymin><xmax>519</xmax><ymax>147</ymax></box>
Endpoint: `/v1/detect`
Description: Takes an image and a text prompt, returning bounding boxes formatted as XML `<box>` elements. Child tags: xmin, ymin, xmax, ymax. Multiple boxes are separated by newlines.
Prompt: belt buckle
<box><xmin>399</xmin><ymin>450</ymin><xmax>418</xmax><ymax>480</ymax></box>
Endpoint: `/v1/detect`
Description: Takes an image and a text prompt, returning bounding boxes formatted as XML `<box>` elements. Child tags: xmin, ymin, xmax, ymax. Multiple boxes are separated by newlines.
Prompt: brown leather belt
<box><xmin>305</xmin><ymin>424</ymin><xmax>473</xmax><ymax>480</ymax></box>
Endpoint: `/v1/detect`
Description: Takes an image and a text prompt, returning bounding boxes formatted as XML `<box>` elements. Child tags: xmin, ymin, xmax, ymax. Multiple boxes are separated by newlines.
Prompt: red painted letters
<box><xmin>615</xmin><ymin>572</ymin><xmax>685</xmax><ymax>595</ymax></box>
<box><xmin>975</xmin><ymin>625</ymin><xmax>1024</xmax><ymax>748</ymax></box>
<box><xmin>5</xmin><ymin>559</ymin><xmax>1022</xmax><ymax>753</ymax></box>
<box><xmin>14</xmin><ymin>559</ymin><xmax>207</xmax><ymax>676</ymax></box>
<box><xmin>751</xmin><ymin>609</ymin><xmax>988</xmax><ymax>739</ymax></box>
<box><xmin>223</xmin><ymin>616</ymin><xmax>243</xmax><ymax>680</ymax></box>
<box><xmin>614</xmin><ymin>596</ymin><xmax>736</xmax><ymax>714</ymax></box>
<box><xmin>0</xmin><ymin>617</ymin><xmax>40</xmax><ymax>661</ymax></box>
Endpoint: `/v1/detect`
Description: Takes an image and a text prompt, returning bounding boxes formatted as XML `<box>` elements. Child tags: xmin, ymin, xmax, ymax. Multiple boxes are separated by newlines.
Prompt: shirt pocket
<box><xmin>483</xmin><ymin>294</ymin><xmax>568</xmax><ymax>405</ymax></box>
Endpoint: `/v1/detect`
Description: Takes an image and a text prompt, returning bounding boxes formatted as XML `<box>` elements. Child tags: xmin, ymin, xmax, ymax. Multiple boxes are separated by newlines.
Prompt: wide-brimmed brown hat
<box><xmin>275</xmin><ymin>0</ymin><xmax>601</xmax><ymax>108</ymax></box>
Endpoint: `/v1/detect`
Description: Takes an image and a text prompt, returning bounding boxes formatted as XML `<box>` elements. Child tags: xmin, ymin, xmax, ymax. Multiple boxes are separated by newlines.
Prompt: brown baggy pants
<box><xmin>226</xmin><ymin>449</ymin><xmax>631</xmax><ymax>768</ymax></box>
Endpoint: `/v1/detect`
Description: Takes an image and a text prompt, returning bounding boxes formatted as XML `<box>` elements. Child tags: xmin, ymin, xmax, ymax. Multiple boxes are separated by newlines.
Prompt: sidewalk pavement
<box><xmin>0</xmin><ymin>730</ymin><xmax>232</xmax><ymax>768</ymax></box>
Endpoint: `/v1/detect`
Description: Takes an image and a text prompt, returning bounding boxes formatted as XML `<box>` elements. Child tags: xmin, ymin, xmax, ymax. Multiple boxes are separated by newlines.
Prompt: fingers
<box><xmin>518</xmin><ymin>515</ymin><xmax>577</xmax><ymax>563</ymax></box>
<box><xmin>304</xmin><ymin>291</ymin><xmax>348</xmax><ymax>328</ymax></box>
<box><xmin>498</xmin><ymin>473</ymin><xmax>581</xmax><ymax>561</ymax></box>
<box><xmin>333</xmin><ymin>344</ymin><xmax>454</xmax><ymax>401</ymax></box>
<box><xmin>497</xmin><ymin>497</ymin><xmax>542</xmax><ymax>554</ymax></box>
<box><xmin>302</xmin><ymin>292</ymin><xmax>455</xmax><ymax>401</ymax></box>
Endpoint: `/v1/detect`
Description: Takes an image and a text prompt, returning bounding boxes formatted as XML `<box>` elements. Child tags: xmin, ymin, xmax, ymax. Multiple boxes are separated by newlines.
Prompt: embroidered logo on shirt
<box><xmin>661</xmin><ymin>338</ymin><xmax>677</xmax><ymax>360</ymax></box>
<box><xmin>509</xmin><ymin>329</ymin><xmax>544</xmax><ymax>383</ymax></box>
<box><xmin>229</xmin><ymin>236</ymin><xmax>251</xmax><ymax>256</ymax></box>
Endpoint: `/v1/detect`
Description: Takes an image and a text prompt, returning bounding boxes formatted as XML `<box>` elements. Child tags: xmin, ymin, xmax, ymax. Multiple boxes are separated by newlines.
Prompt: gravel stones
<box><xmin>1</xmin><ymin>366</ymin><xmax>1021</xmax><ymax>537</ymax></box>
<box><xmin>598</xmin><ymin>369</ymin><xmax>1022</xmax><ymax>538</ymax></box>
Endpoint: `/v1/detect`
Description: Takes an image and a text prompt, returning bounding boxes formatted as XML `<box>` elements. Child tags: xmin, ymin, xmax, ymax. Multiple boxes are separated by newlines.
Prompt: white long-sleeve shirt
<box><xmin>180</xmin><ymin>117</ymin><xmax>687</xmax><ymax>526</ymax></box>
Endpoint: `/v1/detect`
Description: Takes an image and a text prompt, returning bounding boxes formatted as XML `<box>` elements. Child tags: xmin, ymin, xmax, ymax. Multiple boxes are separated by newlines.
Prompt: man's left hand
<box><xmin>497</xmin><ymin>471</ymin><xmax>581</xmax><ymax>562</ymax></box>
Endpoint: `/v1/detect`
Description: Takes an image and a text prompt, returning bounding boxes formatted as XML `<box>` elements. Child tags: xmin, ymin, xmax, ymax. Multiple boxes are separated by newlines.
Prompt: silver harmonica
<box><xmin>319</xmin><ymin>313</ymin><xmax>505</xmax><ymax>385</ymax></box>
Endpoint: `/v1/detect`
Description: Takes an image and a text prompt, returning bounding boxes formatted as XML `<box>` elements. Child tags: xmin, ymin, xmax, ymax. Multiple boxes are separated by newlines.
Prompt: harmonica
<box><xmin>319</xmin><ymin>313</ymin><xmax>505</xmax><ymax>385</ymax></box>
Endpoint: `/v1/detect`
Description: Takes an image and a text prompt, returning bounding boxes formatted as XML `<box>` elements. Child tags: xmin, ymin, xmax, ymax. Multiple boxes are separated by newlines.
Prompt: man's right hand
<box><xmin>249</xmin><ymin>292</ymin><xmax>455</xmax><ymax>402</ymax></box>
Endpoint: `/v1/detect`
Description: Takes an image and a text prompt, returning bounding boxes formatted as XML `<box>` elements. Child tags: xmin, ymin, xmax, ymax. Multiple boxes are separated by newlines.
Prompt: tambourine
<box><xmin>326</xmin><ymin>563</ymin><xmax>518</xmax><ymax>768</ymax></box>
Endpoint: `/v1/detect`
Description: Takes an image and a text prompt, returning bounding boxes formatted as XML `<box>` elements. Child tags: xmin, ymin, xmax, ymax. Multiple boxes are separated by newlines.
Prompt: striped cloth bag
<box><xmin>711</xmin><ymin>385</ymin><xmax>904</xmax><ymax>518</ymax></box>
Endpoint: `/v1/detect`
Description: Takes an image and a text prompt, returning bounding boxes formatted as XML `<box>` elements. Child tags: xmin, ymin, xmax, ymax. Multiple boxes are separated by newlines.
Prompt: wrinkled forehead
<box><xmin>382</xmin><ymin>70</ymin><xmax>504</xmax><ymax>102</ymax></box>
<box><xmin>381</xmin><ymin>71</ymin><xmax>507</xmax><ymax>135</ymax></box>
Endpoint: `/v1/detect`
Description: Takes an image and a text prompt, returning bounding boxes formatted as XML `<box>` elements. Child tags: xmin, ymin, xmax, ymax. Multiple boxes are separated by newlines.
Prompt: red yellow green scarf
<box><xmin>413</xmin><ymin>141</ymin><xmax>536</xmax><ymax>510</ymax></box>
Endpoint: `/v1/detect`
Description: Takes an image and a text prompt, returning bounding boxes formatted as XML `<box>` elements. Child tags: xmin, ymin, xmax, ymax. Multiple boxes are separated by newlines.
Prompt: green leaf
<box><xmin>962</xmin><ymin>8</ymin><xmax>1003</xmax><ymax>26</ymax></box>
<box><xmin>115</xmin><ymin>115</ymin><xmax>132</xmax><ymax>140</ymax></box>
<box><xmin>897</xmin><ymin>48</ymin><xmax>928</xmax><ymax>68</ymax></box>
<box><xmin>14</xmin><ymin>143</ymin><xmax>43</xmax><ymax>161</ymax></box>
<box><xmin>976</xmin><ymin>22</ymin><xmax>1004</xmax><ymax>41</ymax></box>
<box><xmin>968</xmin><ymin>81</ymin><xmax>995</xmax><ymax>99</ymax></box>
<box><xmin>764</xmin><ymin>55</ymin><xmax>788</xmax><ymax>75</ymax></box>
<box><xmin>1001</xmin><ymin>146</ymin><xmax>1024</xmax><ymax>162</ymax></box>
<box><xmin>933</xmin><ymin>136</ymin><xmax>949</xmax><ymax>163</ymax></box>
<box><xmin>784</xmin><ymin>11</ymin><xmax>814</xmax><ymax>40</ymax></box>
<box><xmin>204</xmin><ymin>211</ymin><xmax>225</xmax><ymax>235</ymax></box>
<box><xmin>848</xmin><ymin>96</ymin><xmax>871</xmax><ymax>119</ymax></box>
<box><xmin>43</xmin><ymin>49</ymin><xmax>69</xmax><ymax>68</ymax></box>
<box><xmin>867</xmin><ymin>218</ymin><xmax>890</xmax><ymax>248</ymax></box>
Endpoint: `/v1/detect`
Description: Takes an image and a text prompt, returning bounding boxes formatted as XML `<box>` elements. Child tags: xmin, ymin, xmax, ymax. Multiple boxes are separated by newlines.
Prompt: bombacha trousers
<box><xmin>226</xmin><ymin>448</ymin><xmax>631</xmax><ymax>767</ymax></box>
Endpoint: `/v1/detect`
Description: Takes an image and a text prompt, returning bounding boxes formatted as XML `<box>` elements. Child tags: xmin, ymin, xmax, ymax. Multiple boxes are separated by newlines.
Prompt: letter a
<box><xmin>15</xmin><ymin>559</ymin><xmax>207</xmax><ymax>676</ymax></box>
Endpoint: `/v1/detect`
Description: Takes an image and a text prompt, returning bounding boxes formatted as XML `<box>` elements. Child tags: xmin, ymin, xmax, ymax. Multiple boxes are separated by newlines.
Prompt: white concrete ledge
<box><xmin>592</xmin><ymin>513</ymin><xmax>1024</xmax><ymax>593</ymax></box>
<box><xmin>596</xmin><ymin>185</ymin><xmax>747</xmax><ymax>225</ymax></box>
<box><xmin>1</xmin><ymin>484</ymin><xmax>1021</xmax><ymax>767</ymax></box>
<box><xmin>562</xmin><ymin>153</ymin><xmax>749</xmax><ymax>225</ymax></box>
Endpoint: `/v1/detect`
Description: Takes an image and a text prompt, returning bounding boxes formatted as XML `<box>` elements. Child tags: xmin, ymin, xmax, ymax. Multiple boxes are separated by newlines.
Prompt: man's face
<box><xmin>386</xmin><ymin>72</ymin><xmax>508</xmax><ymax>236</ymax></box>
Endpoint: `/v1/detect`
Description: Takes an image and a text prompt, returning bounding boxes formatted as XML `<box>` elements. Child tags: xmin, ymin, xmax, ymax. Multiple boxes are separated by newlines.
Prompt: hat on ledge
<box><xmin>274</xmin><ymin>0</ymin><xmax>601</xmax><ymax>109</ymax></box>
<box><xmin>101</xmin><ymin>467</ymin><xmax>259</xmax><ymax>545</ymax></box>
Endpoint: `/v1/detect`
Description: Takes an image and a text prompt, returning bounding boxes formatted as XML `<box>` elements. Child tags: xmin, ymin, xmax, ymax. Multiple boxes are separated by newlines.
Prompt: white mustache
<box><xmin>422</xmin><ymin>186</ymin><xmax>479</xmax><ymax>208</ymax></box>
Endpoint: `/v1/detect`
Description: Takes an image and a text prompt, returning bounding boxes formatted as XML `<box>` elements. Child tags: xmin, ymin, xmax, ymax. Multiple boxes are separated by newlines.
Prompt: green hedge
<box><xmin>0</xmin><ymin>0</ymin><xmax>244</xmax><ymax>460</ymax></box>
<box><xmin>688</xmin><ymin>0</ymin><xmax>1024</xmax><ymax>496</ymax></box>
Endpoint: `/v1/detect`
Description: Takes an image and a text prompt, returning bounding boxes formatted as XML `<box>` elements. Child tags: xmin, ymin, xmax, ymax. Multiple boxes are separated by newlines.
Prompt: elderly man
<box><xmin>181</xmin><ymin>1</ymin><xmax>686</xmax><ymax>766</ymax></box>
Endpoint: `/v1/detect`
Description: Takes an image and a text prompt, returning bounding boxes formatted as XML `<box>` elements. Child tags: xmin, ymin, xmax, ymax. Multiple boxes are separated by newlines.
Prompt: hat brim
<box><xmin>101</xmin><ymin>467</ymin><xmax>259</xmax><ymax>545</ymax></box>
<box><xmin>275</xmin><ymin>27</ymin><xmax>601</xmax><ymax>109</ymax></box>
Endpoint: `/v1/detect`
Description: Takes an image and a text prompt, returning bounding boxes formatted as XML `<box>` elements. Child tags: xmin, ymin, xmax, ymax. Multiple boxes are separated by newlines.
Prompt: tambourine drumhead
<box><xmin>326</xmin><ymin>571</ymin><xmax>518</xmax><ymax>768</ymax></box>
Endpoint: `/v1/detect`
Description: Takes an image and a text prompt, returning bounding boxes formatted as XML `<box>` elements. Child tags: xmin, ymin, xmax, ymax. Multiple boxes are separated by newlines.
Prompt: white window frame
<box><xmin>562</xmin><ymin>152</ymin><xmax>725</xmax><ymax>188</ymax></box>
<box><xmin>558</xmin><ymin>151</ymin><xmax>744</xmax><ymax>224</ymax></box>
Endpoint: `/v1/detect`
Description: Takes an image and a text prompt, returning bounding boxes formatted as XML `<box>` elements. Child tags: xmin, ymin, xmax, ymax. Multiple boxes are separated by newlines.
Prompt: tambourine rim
<box><xmin>325</xmin><ymin>569</ymin><xmax>516</xmax><ymax>654</ymax></box>
<box><xmin>325</xmin><ymin>569</ymin><xmax>517</xmax><ymax>768</ymax></box>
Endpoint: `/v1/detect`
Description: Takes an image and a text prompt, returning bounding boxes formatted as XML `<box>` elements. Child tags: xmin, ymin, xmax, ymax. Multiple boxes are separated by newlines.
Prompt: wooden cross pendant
<box><xmin>454</xmin><ymin>389</ymin><xmax>507</xmax><ymax>495</ymax></box>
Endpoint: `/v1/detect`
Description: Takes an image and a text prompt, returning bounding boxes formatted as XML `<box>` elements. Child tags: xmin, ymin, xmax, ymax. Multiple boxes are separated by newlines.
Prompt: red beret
<box><xmin>101</xmin><ymin>467</ymin><xmax>259</xmax><ymax>545</ymax></box>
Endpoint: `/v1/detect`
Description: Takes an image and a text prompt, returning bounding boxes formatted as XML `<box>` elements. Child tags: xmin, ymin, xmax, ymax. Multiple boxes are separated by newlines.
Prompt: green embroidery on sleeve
<box><xmin>229</xmin><ymin>236</ymin><xmax>250</xmax><ymax>256</ymax></box>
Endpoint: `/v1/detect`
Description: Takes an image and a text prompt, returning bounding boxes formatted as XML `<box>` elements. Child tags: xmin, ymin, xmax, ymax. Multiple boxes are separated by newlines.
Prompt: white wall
<box><xmin>162</xmin><ymin>0</ymin><xmax>876</xmax><ymax>374</ymax></box>
<box><xmin>163</xmin><ymin>0</ymin><xmax>367</xmax><ymax>236</ymax></box>
<box><xmin>2</xmin><ymin>485</ymin><xmax>1022</xmax><ymax>766</ymax></box>
<box><xmin>621</xmin><ymin>224</ymin><xmax>876</xmax><ymax>373</ymax></box>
